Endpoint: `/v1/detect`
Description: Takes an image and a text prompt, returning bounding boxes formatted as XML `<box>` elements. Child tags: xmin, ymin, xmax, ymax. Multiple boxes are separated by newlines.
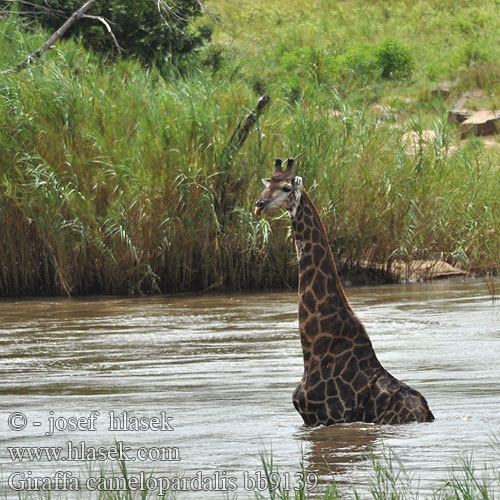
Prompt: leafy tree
<box><xmin>12</xmin><ymin>0</ymin><xmax>211</xmax><ymax>65</ymax></box>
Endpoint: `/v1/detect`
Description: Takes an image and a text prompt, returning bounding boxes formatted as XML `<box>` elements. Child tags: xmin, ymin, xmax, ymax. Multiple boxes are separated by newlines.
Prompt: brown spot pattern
<box><xmin>289</xmin><ymin>191</ymin><xmax>434</xmax><ymax>426</ymax></box>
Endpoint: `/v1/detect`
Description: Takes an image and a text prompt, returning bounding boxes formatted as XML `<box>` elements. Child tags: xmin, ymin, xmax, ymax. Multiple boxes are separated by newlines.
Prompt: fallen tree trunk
<box><xmin>216</xmin><ymin>93</ymin><xmax>271</xmax><ymax>218</ymax></box>
<box><xmin>16</xmin><ymin>0</ymin><xmax>99</xmax><ymax>72</ymax></box>
<box><xmin>223</xmin><ymin>93</ymin><xmax>271</xmax><ymax>159</ymax></box>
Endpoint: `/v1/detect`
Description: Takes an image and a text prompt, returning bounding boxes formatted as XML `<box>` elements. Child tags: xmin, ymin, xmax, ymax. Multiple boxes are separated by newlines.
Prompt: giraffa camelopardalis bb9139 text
<box><xmin>254</xmin><ymin>157</ymin><xmax>434</xmax><ymax>425</ymax></box>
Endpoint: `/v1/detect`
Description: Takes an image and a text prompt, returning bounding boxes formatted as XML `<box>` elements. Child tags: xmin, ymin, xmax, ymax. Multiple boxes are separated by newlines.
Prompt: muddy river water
<box><xmin>0</xmin><ymin>279</ymin><xmax>499</xmax><ymax>498</ymax></box>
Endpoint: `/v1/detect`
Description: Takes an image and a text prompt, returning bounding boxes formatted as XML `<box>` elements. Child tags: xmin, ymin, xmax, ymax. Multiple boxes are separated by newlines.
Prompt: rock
<box><xmin>402</xmin><ymin>129</ymin><xmax>436</xmax><ymax>155</ymax></box>
<box><xmin>369</xmin><ymin>260</ymin><xmax>467</xmax><ymax>281</ymax></box>
<box><xmin>457</xmin><ymin>88</ymin><xmax>490</xmax><ymax>106</ymax></box>
<box><xmin>328</xmin><ymin>110</ymin><xmax>343</xmax><ymax>119</ymax></box>
<box><xmin>448</xmin><ymin>89</ymin><xmax>491</xmax><ymax>123</ymax></box>
<box><xmin>369</xmin><ymin>104</ymin><xmax>396</xmax><ymax>128</ymax></box>
<box><xmin>460</xmin><ymin>110</ymin><xmax>500</xmax><ymax>138</ymax></box>
<box><xmin>369</xmin><ymin>104</ymin><xmax>390</xmax><ymax>115</ymax></box>
<box><xmin>432</xmin><ymin>80</ymin><xmax>455</xmax><ymax>98</ymax></box>
<box><xmin>392</xmin><ymin>260</ymin><xmax>466</xmax><ymax>281</ymax></box>
<box><xmin>369</xmin><ymin>104</ymin><xmax>395</xmax><ymax>123</ymax></box>
<box><xmin>448</xmin><ymin>109</ymin><xmax>470</xmax><ymax>123</ymax></box>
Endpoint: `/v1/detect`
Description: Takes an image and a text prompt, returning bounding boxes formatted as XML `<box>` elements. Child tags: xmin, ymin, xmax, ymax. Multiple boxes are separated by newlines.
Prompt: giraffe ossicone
<box><xmin>255</xmin><ymin>157</ymin><xmax>434</xmax><ymax>425</ymax></box>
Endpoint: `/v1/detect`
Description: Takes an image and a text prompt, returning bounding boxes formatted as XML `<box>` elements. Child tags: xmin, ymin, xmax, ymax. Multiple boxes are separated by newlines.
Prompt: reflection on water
<box><xmin>0</xmin><ymin>279</ymin><xmax>499</xmax><ymax>498</ymax></box>
<box><xmin>297</xmin><ymin>423</ymin><xmax>383</xmax><ymax>482</ymax></box>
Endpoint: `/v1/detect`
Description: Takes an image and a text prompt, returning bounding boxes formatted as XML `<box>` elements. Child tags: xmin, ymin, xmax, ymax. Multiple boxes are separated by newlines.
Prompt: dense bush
<box><xmin>338</xmin><ymin>39</ymin><xmax>414</xmax><ymax>81</ymax></box>
<box><xmin>14</xmin><ymin>0</ymin><xmax>211</xmax><ymax>65</ymax></box>
<box><xmin>376</xmin><ymin>39</ymin><xmax>414</xmax><ymax>79</ymax></box>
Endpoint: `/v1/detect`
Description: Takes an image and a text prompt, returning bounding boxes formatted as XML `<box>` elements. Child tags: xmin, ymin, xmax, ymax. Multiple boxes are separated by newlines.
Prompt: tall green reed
<box><xmin>0</xmin><ymin>17</ymin><xmax>499</xmax><ymax>296</ymax></box>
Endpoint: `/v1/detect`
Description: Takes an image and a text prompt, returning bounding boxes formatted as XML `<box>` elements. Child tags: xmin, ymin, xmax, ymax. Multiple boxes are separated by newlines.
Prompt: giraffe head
<box><xmin>254</xmin><ymin>158</ymin><xmax>303</xmax><ymax>218</ymax></box>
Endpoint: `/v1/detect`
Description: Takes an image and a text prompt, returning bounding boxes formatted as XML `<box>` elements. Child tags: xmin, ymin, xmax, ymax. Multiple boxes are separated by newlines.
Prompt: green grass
<box><xmin>0</xmin><ymin>1</ymin><xmax>500</xmax><ymax>296</ymax></box>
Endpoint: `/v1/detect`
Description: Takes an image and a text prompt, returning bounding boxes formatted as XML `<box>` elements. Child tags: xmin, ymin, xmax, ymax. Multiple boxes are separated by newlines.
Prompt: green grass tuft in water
<box><xmin>2</xmin><ymin>444</ymin><xmax>500</xmax><ymax>499</ymax></box>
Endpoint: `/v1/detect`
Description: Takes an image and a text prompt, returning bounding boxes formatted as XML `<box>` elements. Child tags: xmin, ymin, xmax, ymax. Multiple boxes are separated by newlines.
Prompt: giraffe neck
<box><xmin>290</xmin><ymin>191</ymin><xmax>362</xmax><ymax>369</ymax></box>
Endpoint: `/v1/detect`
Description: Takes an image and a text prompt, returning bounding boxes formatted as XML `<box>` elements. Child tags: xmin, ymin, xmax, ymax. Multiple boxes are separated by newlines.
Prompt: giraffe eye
<box><xmin>282</xmin><ymin>186</ymin><xmax>292</xmax><ymax>193</ymax></box>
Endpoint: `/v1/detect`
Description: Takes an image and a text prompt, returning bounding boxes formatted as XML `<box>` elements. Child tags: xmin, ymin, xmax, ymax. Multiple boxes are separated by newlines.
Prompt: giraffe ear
<box><xmin>262</xmin><ymin>178</ymin><xmax>271</xmax><ymax>187</ymax></box>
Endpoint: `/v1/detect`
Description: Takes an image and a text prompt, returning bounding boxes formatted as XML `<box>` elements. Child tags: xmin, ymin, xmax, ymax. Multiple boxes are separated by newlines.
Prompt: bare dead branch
<box><xmin>82</xmin><ymin>14</ymin><xmax>124</xmax><ymax>52</ymax></box>
<box><xmin>15</xmin><ymin>0</ymin><xmax>99</xmax><ymax>72</ymax></box>
<box><xmin>0</xmin><ymin>0</ymin><xmax>65</xmax><ymax>17</ymax></box>
<box><xmin>193</xmin><ymin>0</ymin><xmax>222</xmax><ymax>24</ymax></box>
<box><xmin>155</xmin><ymin>0</ymin><xmax>182</xmax><ymax>30</ymax></box>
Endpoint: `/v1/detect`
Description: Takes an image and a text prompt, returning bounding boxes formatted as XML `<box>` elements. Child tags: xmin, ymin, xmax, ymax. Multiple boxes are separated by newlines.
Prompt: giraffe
<box><xmin>254</xmin><ymin>157</ymin><xmax>434</xmax><ymax>425</ymax></box>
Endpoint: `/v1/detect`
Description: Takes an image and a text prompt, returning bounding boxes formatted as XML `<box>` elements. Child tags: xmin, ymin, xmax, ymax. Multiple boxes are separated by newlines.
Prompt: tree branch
<box><xmin>82</xmin><ymin>14</ymin><xmax>124</xmax><ymax>52</ymax></box>
<box><xmin>1</xmin><ymin>0</ymin><xmax>66</xmax><ymax>17</ymax></box>
<box><xmin>15</xmin><ymin>0</ymin><xmax>99</xmax><ymax>72</ymax></box>
<box><xmin>224</xmin><ymin>93</ymin><xmax>271</xmax><ymax>159</ymax></box>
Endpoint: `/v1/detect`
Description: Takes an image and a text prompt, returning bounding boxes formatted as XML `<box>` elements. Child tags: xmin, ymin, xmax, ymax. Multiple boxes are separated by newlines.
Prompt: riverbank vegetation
<box><xmin>3</xmin><ymin>445</ymin><xmax>499</xmax><ymax>499</ymax></box>
<box><xmin>1</xmin><ymin>1</ymin><xmax>500</xmax><ymax>296</ymax></box>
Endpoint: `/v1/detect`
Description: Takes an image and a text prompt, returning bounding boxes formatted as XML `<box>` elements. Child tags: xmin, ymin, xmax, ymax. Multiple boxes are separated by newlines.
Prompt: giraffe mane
<box><xmin>300</xmin><ymin>190</ymin><xmax>353</xmax><ymax>314</ymax></box>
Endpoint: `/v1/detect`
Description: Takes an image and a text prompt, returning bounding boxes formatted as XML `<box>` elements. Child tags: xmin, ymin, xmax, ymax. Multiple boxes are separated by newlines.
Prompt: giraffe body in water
<box><xmin>254</xmin><ymin>158</ymin><xmax>434</xmax><ymax>425</ymax></box>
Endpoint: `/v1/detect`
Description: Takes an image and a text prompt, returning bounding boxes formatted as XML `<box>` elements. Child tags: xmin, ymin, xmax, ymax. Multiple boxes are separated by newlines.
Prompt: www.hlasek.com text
<box><xmin>8</xmin><ymin>441</ymin><xmax>180</xmax><ymax>462</ymax></box>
